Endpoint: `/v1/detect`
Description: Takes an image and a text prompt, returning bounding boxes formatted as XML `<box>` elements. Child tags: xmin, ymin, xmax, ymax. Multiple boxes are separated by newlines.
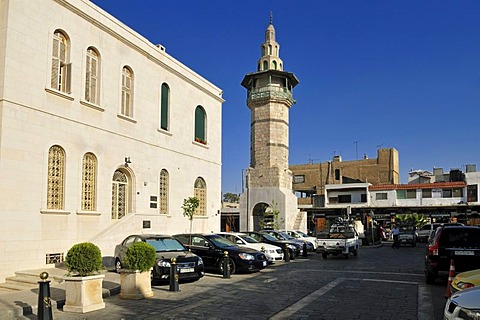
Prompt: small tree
<box><xmin>222</xmin><ymin>192</ymin><xmax>240</xmax><ymax>203</ymax></box>
<box><xmin>258</xmin><ymin>200</ymin><xmax>282</xmax><ymax>230</ymax></box>
<box><xmin>182</xmin><ymin>196</ymin><xmax>200</xmax><ymax>247</ymax></box>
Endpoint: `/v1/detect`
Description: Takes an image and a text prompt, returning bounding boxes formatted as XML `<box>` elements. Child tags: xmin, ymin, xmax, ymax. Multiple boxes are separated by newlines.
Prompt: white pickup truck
<box><xmin>316</xmin><ymin>224</ymin><xmax>359</xmax><ymax>259</ymax></box>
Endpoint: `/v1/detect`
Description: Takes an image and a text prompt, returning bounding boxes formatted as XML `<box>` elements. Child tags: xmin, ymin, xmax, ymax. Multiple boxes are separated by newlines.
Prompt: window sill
<box><xmin>117</xmin><ymin>114</ymin><xmax>137</xmax><ymax>123</ymax></box>
<box><xmin>45</xmin><ymin>88</ymin><xmax>74</xmax><ymax>101</ymax></box>
<box><xmin>41</xmin><ymin>209</ymin><xmax>71</xmax><ymax>215</ymax></box>
<box><xmin>80</xmin><ymin>100</ymin><xmax>105</xmax><ymax>112</ymax></box>
<box><xmin>157</xmin><ymin>128</ymin><xmax>172</xmax><ymax>136</ymax></box>
<box><xmin>192</xmin><ymin>141</ymin><xmax>209</xmax><ymax>149</ymax></box>
<box><xmin>76</xmin><ymin>210</ymin><xmax>102</xmax><ymax>216</ymax></box>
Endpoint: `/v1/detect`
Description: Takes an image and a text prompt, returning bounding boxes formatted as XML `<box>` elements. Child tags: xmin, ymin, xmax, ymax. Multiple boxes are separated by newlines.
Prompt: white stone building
<box><xmin>0</xmin><ymin>0</ymin><xmax>223</xmax><ymax>282</ymax></box>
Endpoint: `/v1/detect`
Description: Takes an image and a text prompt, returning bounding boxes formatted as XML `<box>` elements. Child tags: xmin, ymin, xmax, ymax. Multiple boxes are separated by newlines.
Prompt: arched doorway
<box><xmin>111</xmin><ymin>169</ymin><xmax>130</xmax><ymax>220</ymax></box>
<box><xmin>252</xmin><ymin>202</ymin><xmax>269</xmax><ymax>231</ymax></box>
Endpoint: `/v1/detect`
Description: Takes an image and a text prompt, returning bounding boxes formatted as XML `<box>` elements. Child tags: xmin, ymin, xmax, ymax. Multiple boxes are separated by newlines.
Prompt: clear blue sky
<box><xmin>91</xmin><ymin>0</ymin><xmax>480</xmax><ymax>195</ymax></box>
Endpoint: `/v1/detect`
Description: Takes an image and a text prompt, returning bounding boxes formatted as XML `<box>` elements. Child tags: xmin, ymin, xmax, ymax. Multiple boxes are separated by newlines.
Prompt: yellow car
<box><xmin>451</xmin><ymin>269</ymin><xmax>480</xmax><ymax>293</ymax></box>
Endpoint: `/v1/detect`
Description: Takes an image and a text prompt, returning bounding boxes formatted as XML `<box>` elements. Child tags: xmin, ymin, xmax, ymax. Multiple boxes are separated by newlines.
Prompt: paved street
<box><xmin>23</xmin><ymin>243</ymin><xmax>447</xmax><ymax>320</ymax></box>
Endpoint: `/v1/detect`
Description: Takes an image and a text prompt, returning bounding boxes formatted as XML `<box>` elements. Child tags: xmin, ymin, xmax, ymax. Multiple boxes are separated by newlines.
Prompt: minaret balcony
<box><xmin>247</xmin><ymin>86</ymin><xmax>294</xmax><ymax>105</ymax></box>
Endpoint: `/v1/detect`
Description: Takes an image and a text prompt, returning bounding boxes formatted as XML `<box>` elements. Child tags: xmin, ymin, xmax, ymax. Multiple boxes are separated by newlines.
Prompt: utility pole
<box><xmin>353</xmin><ymin>140</ymin><xmax>360</xmax><ymax>160</ymax></box>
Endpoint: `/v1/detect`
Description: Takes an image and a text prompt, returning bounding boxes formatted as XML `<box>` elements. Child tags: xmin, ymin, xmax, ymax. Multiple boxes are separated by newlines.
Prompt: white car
<box><xmin>281</xmin><ymin>230</ymin><xmax>318</xmax><ymax>250</ymax></box>
<box><xmin>217</xmin><ymin>232</ymin><xmax>284</xmax><ymax>263</ymax></box>
<box><xmin>444</xmin><ymin>286</ymin><xmax>480</xmax><ymax>320</ymax></box>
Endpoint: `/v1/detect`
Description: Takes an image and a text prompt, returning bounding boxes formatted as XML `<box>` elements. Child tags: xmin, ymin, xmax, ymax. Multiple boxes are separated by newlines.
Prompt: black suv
<box><xmin>173</xmin><ymin>233</ymin><xmax>268</xmax><ymax>274</ymax></box>
<box><xmin>424</xmin><ymin>225</ymin><xmax>480</xmax><ymax>284</ymax></box>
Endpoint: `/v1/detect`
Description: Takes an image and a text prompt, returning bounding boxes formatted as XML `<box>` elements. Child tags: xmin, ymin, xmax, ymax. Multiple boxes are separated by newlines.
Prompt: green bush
<box><xmin>65</xmin><ymin>242</ymin><xmax>103</xmax><ymax>276</ymax></box>
<box><xmin>124</xmin><ymin>242</ymin><xmax>156</xmax><ymax>272</ymax></box>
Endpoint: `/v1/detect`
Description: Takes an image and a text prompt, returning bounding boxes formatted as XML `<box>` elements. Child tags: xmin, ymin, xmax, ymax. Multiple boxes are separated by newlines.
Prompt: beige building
<box><xmin>239</xmin><ymin>18</ymin><xmax>302</xmax><ymax>231</ymax></box>
<box><xmin>0</xmin><ymin>0</ymin><xmax>223</xmax><ymax>282</ymax></box>
<box><xmin>291</xmin><ymin>148</ymin><xmax>399</xmax><ymax>207</ymax></box>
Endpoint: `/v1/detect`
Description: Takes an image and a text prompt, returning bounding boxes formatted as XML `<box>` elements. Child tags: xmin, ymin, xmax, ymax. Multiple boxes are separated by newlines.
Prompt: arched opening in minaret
<box><xmin>262</xmin><ymin>61</ymin><xmax>268</xmax><ymax>71</ymax></box>
<box><xmin>268</xmin><ymin>44</ymin><xmax>272</xmax><ymax>55</ymax></box>
<box><xmin>272</xmin><ymin>61</ymin><xmax>277</xmax><ymax>70</ymax></box>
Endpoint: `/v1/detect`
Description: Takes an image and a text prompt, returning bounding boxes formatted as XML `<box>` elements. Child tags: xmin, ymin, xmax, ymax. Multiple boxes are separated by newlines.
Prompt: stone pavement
<box><xmin>0</xmin><ymin>243</ymin><xmax>442</xmax><ymax>319</ymax></box>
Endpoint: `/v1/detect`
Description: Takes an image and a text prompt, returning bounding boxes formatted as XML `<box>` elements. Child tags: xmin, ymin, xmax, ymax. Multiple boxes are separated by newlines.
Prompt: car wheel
<box><xmin>322</xmin><ymin>252</ymin><xmax>328</xmax><ymax>259</ymax></box>
<box><xmin>115</xmin><ymin>258</ymin><xmax>122</xmax><ymax>273</ymax></box>
<box><xmin>219</xmin><ymin>258</ymin><xmax>236</xmax><ymax>275</ymax></box>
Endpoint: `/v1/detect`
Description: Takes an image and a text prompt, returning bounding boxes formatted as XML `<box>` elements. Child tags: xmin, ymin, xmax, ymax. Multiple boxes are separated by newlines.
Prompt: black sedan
<box><xmin>173</xmin><ymin>233</ymin><xmax>268</xmax><ymax>274</ymax></box>
<box><xmin>260</xmin><ymin>230</ymin><xmax>314</xmax><ymax>252</ymax></box>
<box><xmin>114</xmin><ymin>234</ymin><xmax>204</xmax><ymax>283</ymax></box>
<box><xmin>242</xmin><ymin>231</ymin><xmax>301</xmax><ymax>260</ymax></box>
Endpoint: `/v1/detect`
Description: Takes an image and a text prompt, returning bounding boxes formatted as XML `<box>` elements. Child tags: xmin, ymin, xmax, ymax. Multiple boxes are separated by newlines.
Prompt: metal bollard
<box><xmin>169</xmin><ymin>257</ymin><xmax>179</xmax><ymax>292</ymax></box>
<box><xmin>303</xmin><ymin>241</ymin><xmax>308</xmax><ymax>257</ymax></box>
<box><xmin>284</xmin><ymin>244</ymin><xmax>290</xmax><ymax>262</ymax></box>
<box><xmin>37</xmin><ymin>272</ymin><xmax>53</xmax><ymax>320</ymax></box>
<box><xmin>222</xmin><ymin>251</ymin><xmax>231</xmax><ymax>278</ymax></box>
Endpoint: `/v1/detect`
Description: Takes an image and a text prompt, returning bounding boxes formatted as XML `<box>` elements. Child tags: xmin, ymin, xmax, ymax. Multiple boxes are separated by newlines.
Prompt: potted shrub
<box><xmin>63</xmin><ymin>242</ymin><xmax>105</xmax><ymax>313</ymax></box>
<box><xmin>119</xmin><ymin>241</ymin><xmax>156</xmax><ymax>299</ymax></box>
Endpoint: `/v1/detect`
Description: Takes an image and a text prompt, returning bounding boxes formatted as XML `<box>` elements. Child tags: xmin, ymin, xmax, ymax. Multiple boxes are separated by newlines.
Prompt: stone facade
<box><xmin>239</xmin><ymin>19</ymin><xmax>301</xmax><ymax>231</ymax></box>
<box><xmin>0</xmin><ymin>0</ymin><xmax>223</xmax><ymax>282</ymax></box>
<box><xmin>291</xmin><ymin>148</ymin><xmax>399</xmax><ymax>200</ymax></box>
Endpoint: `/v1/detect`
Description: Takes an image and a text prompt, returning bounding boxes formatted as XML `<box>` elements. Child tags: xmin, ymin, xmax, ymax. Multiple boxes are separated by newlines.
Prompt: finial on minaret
<box><xmin>270</xmin><ymin>11</ymin><xmax>273</xmax><ymax>25</ymax></box>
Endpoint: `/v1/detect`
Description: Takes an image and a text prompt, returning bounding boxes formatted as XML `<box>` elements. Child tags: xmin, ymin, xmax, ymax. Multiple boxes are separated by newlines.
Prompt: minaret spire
<box><xmin>257</xmin><ymin>14</ymin><xmax>283</xmax><ymax>71</ymax></box>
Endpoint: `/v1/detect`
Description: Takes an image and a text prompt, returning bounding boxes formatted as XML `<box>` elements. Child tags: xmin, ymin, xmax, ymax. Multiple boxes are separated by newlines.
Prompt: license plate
<box><xmin>179</xmin><ymin>267</ymin><xmax>194</xmax><ymax>273</ymax></box>
<box><xmin>262</xmin><ymin>261</ymin><xmax>267</xmax><ymax>267</ymax></box>
<box><xmin>455</xmin><ymin>251</ymin><xmax>474</xmax><ymax>256</ymax></box>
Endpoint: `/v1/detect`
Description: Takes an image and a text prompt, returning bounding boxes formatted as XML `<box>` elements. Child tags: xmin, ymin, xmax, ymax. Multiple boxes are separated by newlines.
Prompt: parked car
<box><xmin>216</xmin><ymin>232</ymin><xmax>284</xmax><ymax>263</ymax></box>
<box><xmin>425</xmin><ymin>225</ymin><xmax>480</xmax><ymax>284</ymax></box>
<box><xmin>243</xmin><ymin>231</ymin><xmax>301</xmax><ymax>260</ymax></box>
<box><xmin>114</xmin><ymin>234</ymin><xmax>204</xmax><ymax>283</ymax></box>
<box><xmin>173</xmin><ymin>233</ymin><xmax>268</xmax><ymax>274</ymax></box>
<box><xmin>417</xmin><ymin>224</ymin><xmax>441</xmax><ymax>243</ymax></box>
<box><xmin>280</xmin><ymin>229</ymin><xmax>318</xmax><ymax>251</ymax></box>
<box><xmin>260</xmin><ymin>230</ymin><xmax>314</xmax><ymax>252</ymax></box>
<box><xmin>450</xmin><ymin>268</ymin><xmax>480</xmax><ymax>294</ymax></box>
<box><xmin>444</xmin><ymin>286</ymin><xmax>480</xmax><ymax>320</ymax></box>
<box><xmin>398</xmin><ymin>224</ymin><xmax>417</xmax><ymax>247</ymax></box>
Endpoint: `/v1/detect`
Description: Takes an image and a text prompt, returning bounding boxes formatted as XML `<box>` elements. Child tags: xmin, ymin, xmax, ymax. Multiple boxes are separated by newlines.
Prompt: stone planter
<box><xmin>63</xmin><ymin>274</ymin><xmax>105</xmax><ymax>313</ymax></box>
<box><xmin>119</xmin><ymin>269</ymin><xmax>154</xmax><ymax>299</ymax></box>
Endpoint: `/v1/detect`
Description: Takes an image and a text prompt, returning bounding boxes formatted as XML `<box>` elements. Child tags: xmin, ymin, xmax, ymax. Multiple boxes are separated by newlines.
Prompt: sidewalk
<box><xmin>0</xmin><ymin>267</ymin><xmax>120</xmax><ymax>320</ymax></box>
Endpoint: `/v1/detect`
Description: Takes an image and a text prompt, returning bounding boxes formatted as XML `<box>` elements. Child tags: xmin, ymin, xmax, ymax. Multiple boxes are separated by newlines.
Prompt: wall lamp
<box><xmin>125</xmin><ymin>157</ymin><xmax>131</xmax><ymax>167</ymax></box>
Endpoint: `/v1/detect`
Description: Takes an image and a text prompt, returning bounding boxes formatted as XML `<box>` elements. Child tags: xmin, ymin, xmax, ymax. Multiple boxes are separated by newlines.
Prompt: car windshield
<box><xmin>261</xmin><ymin>233</ymin><xmax>278</xmax><ymax>241</ymax></box>
<box><xmin>296</xmin><ymin>231</ymin><xmax>308</xmax><ymax>237</ymax></box>
<box><xmin>208</xmin><ymin>235</ymin><xmax>238</xmax><ymax>248</ymax></box>
<box><xmin>239</xmin><ymin>235</ymin><xmax>258</xmax><ymax>244</ymax></box>
<box><xmin>278</xmin><ymin>231</ymin><xmax>294</xmax><ymax>240</ymax></box>
<box><xmin>146</xmin><ymin>238</ymin><xmax>186</xmax><ymax>252</ymax></box>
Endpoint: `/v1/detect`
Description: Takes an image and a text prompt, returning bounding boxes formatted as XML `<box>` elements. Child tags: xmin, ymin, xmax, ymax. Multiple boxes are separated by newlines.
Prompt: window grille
<box><xmin>194</xmin><ymin>177</ymin><xmax>206</xmax><ymax>216</ymax></box>
<box><xmin>47</xmin><ymin>145</ymin><xmax>65</xmax><ymax>209</ymax></box>
<box><xmin>159</xmin><ymin>169</ymin><xmax>169</xmax><ymax>214</ymax></box>
<box><xmin>81</xmin><ymin>153</ymin><xmax>97</xmax><ymax>211</ymax></box>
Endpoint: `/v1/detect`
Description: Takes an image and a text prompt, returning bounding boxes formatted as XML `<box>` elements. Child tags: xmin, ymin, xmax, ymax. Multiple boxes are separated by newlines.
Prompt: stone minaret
<box><xmin>239</xmin><ymin>16</ymin><xmax>300</xmax><ymax>231</ymax></box>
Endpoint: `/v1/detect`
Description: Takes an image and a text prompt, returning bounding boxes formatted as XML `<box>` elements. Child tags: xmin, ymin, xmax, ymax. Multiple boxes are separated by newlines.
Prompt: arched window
<box><xmin>81</xmin><ymin>152</ymin><xmax>97</xmax><ymax>211</ymax></box>
<box><xmin>261</xmin><ymin>46</ymin><xmax>265</xmax><ymax>56</ymax></box>
<box><xmin>51</xmin><ymin>30</ymin><xmax>71</xmax><ymax>93</ymax></box>
<box><xmin>262</xmin><ymin>61</ymin><xmax>268</xmax><ymax>71</ymax></box>
<box><xmin>194</xmin><ymin>177</ymin><xmax>206</xmax><ymax>216</ymax></box>
<box><xmin>47</xmin><ymin>145</ymin><xmax>66</xmax><ymax>209</ymax></box>
<box><xmin>194</xmin><ymin>106</ymin><xmax>206</xmax><ymax>144</ymax></box>
<box><xmin>160</xmin><ymin>83</ymin><xmax>169</xmax><ymax>131</ymax></box>
<box><xmin>121</xmin><ymin>66</ymin><xmax>133</xmax><ymax>117</ymax></box>
<box><xmin>268</xmin><ymin>44</ymin><xmax>272</xmax><ymax>55</ymax></box>
<box><xmin>272</xmin><ymin>61</ymin><xmax>277</xmax><ymax>70</ymax></box>
<box><xmin>85</xmin><ymin>47</ymin><xmax>100</xmax><ymax>104</ymax></box>
<box><xmin>112</xmin><ymin>170</ymin><xmax>129</xmax><ymax>219</ymax></box>
<box><xmin>159</xmin><ymin>169</ymin><xmax>169</xmax><ymax>214</ymax></box>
